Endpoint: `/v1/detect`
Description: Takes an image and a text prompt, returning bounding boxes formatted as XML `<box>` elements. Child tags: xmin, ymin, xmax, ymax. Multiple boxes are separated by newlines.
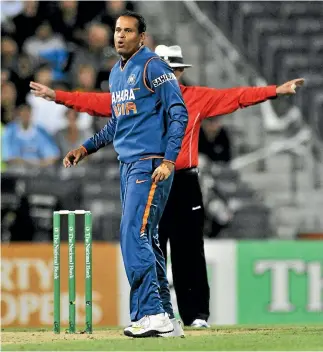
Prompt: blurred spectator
<box><xmin>23</xmin><ymin>21</ymin><xmax>66</xmax><ymax>78</ymax></box>
<box><xmin>26</xmin><ymin>66</ymin><xmax>68</xmax><ymax>134</ymax></box>
<box><xmin>95</xmin><ymin>0</ymin><xmax>136</xmax><ymax>32</ymax></box>
<box><xmin>95</xmin><ymin>49</ymin><xmax>119</xmax><ymax>91</ymax></box>
<box><xmin>12</xmin><ymin>54</ymin><xmax>35</xmax><ymax>105</ymax></box>
<box><xmin>75</xmin><ymin>64</ymin><xmax>97</xmax><ymax>91</ymax></box>
<box><xmin>49</xmin><ymin>0</ymin><xmax>86</xmax><ymax>46</ymax></box>
<box><xmin>1</xmin><ymin>0</ymin><xmax>23</xmax><ymax>36</ymax></box>
<box><xmin>11</xmin><ymin>1</ymin><xmax>44</xmax><ymax>48</ymax></box>
<box><xmin>1</xmin><ymin>0</ymin><xmax>23</xmax><ymax>22</ymax></box>
<box><xmin>144</xmin><ymin>33</ymin><xmax>156</xmax><ymax>51</ymax></box>
<box><xmin>33</xmin><ymin>65</ymin><xmax>52</xmax><ymax>86</ymax></box>
<box><xmin>76</xmin><ymin>1</ymin><xmax>106</xmax><ymax>27</ymax></box>
<box><xmin>2</xmin><ymin>103</ymin><xmax>60</xmax><ymax>167</ymax></box>
<box><xmin>1</xmin><ymin>69</ymin><xmax>10</xmax><ymax>85</ymax></box>
<box><xmin>2</xmin><ymin>54</ymin><xmax>35</xmax><ymax>106</ymax></box>
<box><xmin>1</xmin><ymin>81</ymin><xmax>17</xmax><ymax>125</ymax></box>
<box><xmin>1</xmin><ymin>122</ymin><xmax>6</xmax><ymax>172</ymax></box>
<box><xmin>55</xmin><ymin>109</ymin><xmax>94</xmax><ymax>158</ymax></box>
<box><xmin>199</xmin><ymin>119</ymin><xmax>232</xmax><ymax>164</ymax></box>
<box><xmin>1</xmin><ymin>36</ymin><xmax>18</xmax><ymax>70</ymax></box>
<box><xmin>69</xmin><ymin>23</ymin><xmax>111</xmax><ymax>87</ymax></box>
<box><xmin>52</xmin><ymin>80</ymin><xmax>70</xmax><ymax>92</ymax></box>
<box><xmin>1</xmin><ymin>67</ymin><xmax>19</xmax><ymax>88</ymax></box>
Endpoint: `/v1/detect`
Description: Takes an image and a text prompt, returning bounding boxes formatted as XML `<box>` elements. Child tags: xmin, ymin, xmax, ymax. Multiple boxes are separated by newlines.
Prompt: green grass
<box><xmin>2</xmin><ymin>325</ymin><xmax>323</xmax><ymax>351</ymax></box>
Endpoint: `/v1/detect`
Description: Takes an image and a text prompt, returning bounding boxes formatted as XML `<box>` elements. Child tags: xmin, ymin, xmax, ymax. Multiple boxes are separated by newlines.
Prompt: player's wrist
<box><xmin>49</xmin><ymin>89</ymin><xmax>56</xmax><ymax>101</ymax></box>
<box><xmin>162</xmin><ymin>160</ymin><xmax>175</xmax><ymax>172</ymax></box>
<box><xmin>82</xmin><ymin>140</ymin><xmax>97</xmax><ymax>155</ymax></box>
<box><xmin>276</xmin><ymin>85</ymin><xmax>283</xmax><ymax>96</ymax></box>
<box><xmin>80</xmin><ymin>145</ymin><xmax>88</xmax><ymax>156</ymax></box>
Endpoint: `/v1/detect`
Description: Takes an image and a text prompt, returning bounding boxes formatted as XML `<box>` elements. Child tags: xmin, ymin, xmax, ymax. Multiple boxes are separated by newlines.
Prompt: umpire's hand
<box><xmin>152</xmin><ymin>160</ymin><xmax>175</xmax><ymax>183</ymax></box>
<box><xmin>63</xmin><ymin>147</ymin><xmax>88</xmax><ymax>167</ymax></box>
<box><xmin>29</xmin><ymin>81</ymin><xmax>56</xmax><ymax>101</ymax></box>
<box><xmin>276</xmin><ymin>78</ymin><xmax>305</xmax><ymax>96</ymax></box>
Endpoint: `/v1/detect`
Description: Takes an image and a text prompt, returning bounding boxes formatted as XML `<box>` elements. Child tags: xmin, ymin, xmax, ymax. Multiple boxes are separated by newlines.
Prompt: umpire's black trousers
<box><xmin>159</xmin><ymin>168</ymin><xmax>210</xmax><ymax>326</ymax></box>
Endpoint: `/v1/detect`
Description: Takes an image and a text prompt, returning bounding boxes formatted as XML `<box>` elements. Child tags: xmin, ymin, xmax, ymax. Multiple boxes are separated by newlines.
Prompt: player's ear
<box><xmin>140</xmin><ymin>32</ymin><xmax>146</xmax><ymax>46</ymax></box>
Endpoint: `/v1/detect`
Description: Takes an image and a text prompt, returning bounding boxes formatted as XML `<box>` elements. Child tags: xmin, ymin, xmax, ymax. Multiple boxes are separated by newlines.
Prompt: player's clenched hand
<box><xmin>63</xmin><ymin>147</ymin><xmax>87</xmax><ymax>168</ymax></box>
<box><xmin>276</xmin><ymin>78</ymin><xmax>305</xmax><ymax>96</ymax></box>
<box><xmin>29</xmin><ymin>81</ymin><xmax>56</xmax><ymax>101</ymax></box>
<box><xmin>152</xmin><ymin>160</ymin><xmax>175</xmax><ymax>183</ymax></box>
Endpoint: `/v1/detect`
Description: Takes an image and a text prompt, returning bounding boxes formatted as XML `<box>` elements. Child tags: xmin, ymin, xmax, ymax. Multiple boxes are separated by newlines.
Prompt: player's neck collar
<box><xmin>120</xmin><ymin>45</ymin><xmax>145</xmax><ymax>72</ymax></box>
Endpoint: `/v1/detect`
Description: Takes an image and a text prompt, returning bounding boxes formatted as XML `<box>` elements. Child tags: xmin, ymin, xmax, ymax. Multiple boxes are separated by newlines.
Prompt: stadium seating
<box><xmin>219</xmin><ymin>203</ymin><xmax>272</xmax><ymax>239</ymax></box>
<box><xmin>161</xmin><ymin>0</ymin><xmax>323</xmax><ymax>237</ymax></box>
<box><xmin>215</xmin><ymin>1</ymin><xmax>323</xmax><ymax>131</ymax></box>
<box><xmin>199</xmin><ymin>164</ymin><xmax>273</xmax><ymax>239</ymax></box>
<box><xmin>198</xmin><ymin>2</ymin><xmax>322</xmax><ymax>124</ymax></box>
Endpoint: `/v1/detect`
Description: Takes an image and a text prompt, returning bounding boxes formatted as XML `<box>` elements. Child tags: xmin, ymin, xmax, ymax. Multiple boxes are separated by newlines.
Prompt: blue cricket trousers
<box><xmin>119</xmin><ymin>158</ymin><xmax>174</xmax><ymax>321</ymax></box>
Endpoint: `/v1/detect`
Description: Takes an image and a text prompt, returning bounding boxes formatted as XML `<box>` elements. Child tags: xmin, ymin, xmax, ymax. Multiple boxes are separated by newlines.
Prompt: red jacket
<box><xmin>55</xmin><ymin>84</ymin><xmax>277</xmax><ymax>170</ymax></box>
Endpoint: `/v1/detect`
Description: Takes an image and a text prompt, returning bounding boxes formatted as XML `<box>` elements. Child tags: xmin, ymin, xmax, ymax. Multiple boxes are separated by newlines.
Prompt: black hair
<box><xmin>118</xmin><ymin>11</ymin><xmax>147</xmax><ymax>33</ymax></box>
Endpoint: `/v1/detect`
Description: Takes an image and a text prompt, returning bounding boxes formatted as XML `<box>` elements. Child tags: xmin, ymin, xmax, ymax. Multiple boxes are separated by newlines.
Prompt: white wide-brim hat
<box><xmin>155</xmin><ymin>45</ymin><xmax>193</xmax><ymax>68</ymax></box>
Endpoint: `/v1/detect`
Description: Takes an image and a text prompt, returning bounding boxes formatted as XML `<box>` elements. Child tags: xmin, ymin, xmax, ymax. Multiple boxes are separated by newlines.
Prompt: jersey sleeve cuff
<box><xmin>163</xmin><ymin>159</ymin><xmax>175</xmax><ymax>165</ymax></box>
<box><xmin>164</xmin><ymin>152</ymin><xmax>178</xmax><ymax>164</ymax></box>
<box><xmin>82</xmin><ymin>140</ymin><xmax>97</xmax><ymax>154</ymax></box>
<box><xmin>80</xmin><ymin>145</ymin><xmax>88</xmax><ymax>155</ymax></box>
<box><xmin>55</xmin><ymin>90</ymin><xmax>68</xmax><ymax>103</ymax></box>
<box><xmin>267</xmin><ymin>85</ymin><xmax>278</xmax><ymax>98</ymax></box>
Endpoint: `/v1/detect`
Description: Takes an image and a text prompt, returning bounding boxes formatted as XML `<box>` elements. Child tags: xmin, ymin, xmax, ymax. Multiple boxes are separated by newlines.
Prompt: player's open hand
<box><xmin>29</xmin><ymin>81</ymin><xmax>56</xmax><ymax>101</ymax></box>
<box><xmin>152</xmin><ymin>160</ymin><xmax>175</xmax><ymax>183</ymax></box>
<box><xmin>63</xmin><ymin>147</ymin><xmax>88</xmax><ymax>168</ymax></box>
<box><xmin>276</xmin><ymin>78</ymin><xmax>305</xmax><ymax>96</ymax></box>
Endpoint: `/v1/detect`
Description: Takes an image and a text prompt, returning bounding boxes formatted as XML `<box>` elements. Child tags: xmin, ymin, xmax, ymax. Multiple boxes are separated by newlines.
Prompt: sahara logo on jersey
<box><xmin>111</xmin><ymin>89</ymin><xmax>136</xmax><ymax>104</ymax></box>
<box><xmin>112</xmin><ymin>88</ymin><xmax>137</xmax><ymax>117</ymax></box>
<box><xmin>152</xmin><ymin>73</ymin><xmax>177</xmax><ymax>88</ymax></box>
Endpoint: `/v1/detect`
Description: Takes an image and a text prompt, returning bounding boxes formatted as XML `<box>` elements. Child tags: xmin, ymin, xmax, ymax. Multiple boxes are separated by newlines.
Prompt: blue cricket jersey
<box><xmin>82</xmin><ymin>46</ymin><xmax>188</xmax><ymax>163</ymax></box>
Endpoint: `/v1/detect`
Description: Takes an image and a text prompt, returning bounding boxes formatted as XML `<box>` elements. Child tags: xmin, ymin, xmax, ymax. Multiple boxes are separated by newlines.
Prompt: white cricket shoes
<box><xmin>191</xmin><ymin>319</ymin><xmax>210</xmax><ymax>328</ymax></box>
<box><xmin>157</xmin><ymin>318</ymin><xmax>185</xmax><ymax>337</ymax></box>
<box><xmin>124</xmin><ymin>313</ymin><xmax>174</xmax><ymax>338</ymax></box>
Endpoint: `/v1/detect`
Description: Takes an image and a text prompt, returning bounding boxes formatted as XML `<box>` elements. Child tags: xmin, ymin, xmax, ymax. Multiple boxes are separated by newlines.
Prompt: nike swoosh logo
<box><xmin>192</xmin><ymin>206</ymin><xmax>201</xmax><ymax>211</ymax></box>
<box><xmin>136</xmin><ymin>179</ymin><xmax>148</xmax><ymax>184</ymax></box>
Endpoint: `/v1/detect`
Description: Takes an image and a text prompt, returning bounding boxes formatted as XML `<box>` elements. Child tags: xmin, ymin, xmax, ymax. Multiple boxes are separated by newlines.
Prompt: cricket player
<box><xmin>31</xmin><ymin>46</ymin><xmax>304</xmax><ymax>330</ymax></box>
<box><xmin>43</xmin><ymin>11</ymin><xmax>188</xmax><ymax>338</ymax></box>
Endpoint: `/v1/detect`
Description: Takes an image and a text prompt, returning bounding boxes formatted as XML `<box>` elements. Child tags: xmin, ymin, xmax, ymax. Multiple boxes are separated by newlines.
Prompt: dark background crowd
<box><xmin>2</xmin><ymin>1</ymin><xmax>322</xmax><ymax>244</ymax></box>
<box><xmin>1</xmin><ymin>1</ymin><xmax>232</xmax><ymax>243</ymax></box>
<box><xmin>2</xmin><ymin>1</ymin><xmax>136</xmax><ymax>162</ymax></box>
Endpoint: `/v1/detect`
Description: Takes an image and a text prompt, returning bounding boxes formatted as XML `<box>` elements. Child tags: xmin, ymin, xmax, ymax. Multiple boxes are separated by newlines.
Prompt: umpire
<box><xmin>155</xmin><ymin>45</ymin><xmax>279</xmax><ymax>327</ymax></box>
